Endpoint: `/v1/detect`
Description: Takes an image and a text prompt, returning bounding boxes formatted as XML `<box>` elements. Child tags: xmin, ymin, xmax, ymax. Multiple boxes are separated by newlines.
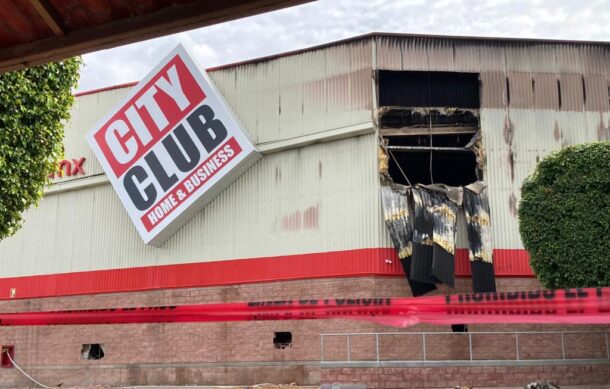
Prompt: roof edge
<box><xmin>74</xmin><ymin>32</ymin><xmax>610</xmax><ymax>97</ymax></box>
<box><xmin>207</xmin><ymin>31</ymin><xmax>610</xmax><ymax>72</ymax></box>
<box><xmin>74</xmin><ymin>81</ymin><xmax>138</xmax><ymax>97</ymax></box>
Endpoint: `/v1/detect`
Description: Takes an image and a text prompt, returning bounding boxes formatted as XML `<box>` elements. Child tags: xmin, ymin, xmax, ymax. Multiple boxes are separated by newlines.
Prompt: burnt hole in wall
<box><xmin>378</xmin><ymin>70</ymin><xmax>481</xmax><ymax>187</ymax></box>
<box><xmin>386</xmin><ymin>134</ymin><xmax>478</xmax><ymax>186</ymax></box>
<box><xmin>273</xmin><ymin>332</ymin><xmax>292</xmax><ymax>349</ymax></box>
<box><xmin>81</xmin><ymin>344</ymin><xmax>104</xmax><ymax>360</ymax></box>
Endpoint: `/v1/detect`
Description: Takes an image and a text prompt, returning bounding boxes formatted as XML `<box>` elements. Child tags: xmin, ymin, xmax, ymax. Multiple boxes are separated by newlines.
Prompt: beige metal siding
<box><xmin>481</xmin><ymin>109</ymin><xmax>609</xmax><ymax>249</ymax></box>
<box><xmin>209</xmin><ymin>40</ymin><xmax>373</xmax><ymax>145</ymax></box>
<box><xmin>0</xmin><ymin>133</ymin><xmax>380</xmax><ymax>277</ymax></box>
<box><xmin>374</xmin><ymin>34</ymin><xmax>610</xmax><ymax>252</ymax></box>
<box><xmin>2</xmin><ymin>33</ymin><xmax>610</xmax><ymax>279</ymax></box>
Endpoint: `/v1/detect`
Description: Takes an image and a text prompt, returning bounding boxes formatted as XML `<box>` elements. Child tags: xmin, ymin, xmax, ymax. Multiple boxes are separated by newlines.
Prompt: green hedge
<box><xmin>519</xmin><ymin>142</ymin><xmax>610</xmax><ymax>288</ymax></box>
<box><xmin>0</xmin><ymin>58</ymin><xmax>81</xmax><ymax>240</ymax></box>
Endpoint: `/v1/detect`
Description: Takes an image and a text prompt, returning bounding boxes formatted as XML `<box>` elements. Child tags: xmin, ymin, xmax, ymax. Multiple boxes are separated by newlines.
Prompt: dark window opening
<box><xmin>506</xmin><ymin>76</ymin><xmax>511</xmax><ymax>105</ymax></box>
<box><xmin>378</xmin><ymin>70</ymin><xmax>481</xmax><ymax>187</ymax></box>
<box><xmin>378</xmin><ymin>70</ymin><xmax>480</xmax><ymax>108</ymax></box>
<box><xmin>273</xmin><ymin>332</ymin><xmax>292</xmax><ymax>349</ymax></box>
<box><xmin>1</xmin><ymin>346</ymin><xmax>14</xmax><ymax>368</ymax></box>
<box><xmin>581</xmin><ymin>75</ymin><xmax>587</xmax><ymax>105</ymax></box>
<box><xmin>386</xmin><ymin>134</ymin><xmax>479</xmax><ymax>186</ymax></box>
<box><xmin>81</xmin><ymin>344</ymin><xmax>104</xmax><ymax>360</ymax></box>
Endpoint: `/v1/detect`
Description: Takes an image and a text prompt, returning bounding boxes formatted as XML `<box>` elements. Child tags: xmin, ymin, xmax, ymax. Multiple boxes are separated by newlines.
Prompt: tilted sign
<box><xmin>87</xmin><ymin>45</ymin><xmax>260</xmax><ymax>245</ymax></box>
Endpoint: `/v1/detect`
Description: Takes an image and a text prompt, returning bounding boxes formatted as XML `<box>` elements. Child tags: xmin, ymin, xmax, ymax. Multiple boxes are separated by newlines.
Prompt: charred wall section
<box><xmin>378</xmin><ymin>70</ymin><xmax>480</xmax><ymax>108</ymax></box>
<box><xmin>378</xmin><ymin>70</ymin><xmax>495</xmax><ymax>296</ymax></box>
<box><xmin>378</xmin><ymin>70</ymin><xmax>482</xmax><ymax>187</ymax></box>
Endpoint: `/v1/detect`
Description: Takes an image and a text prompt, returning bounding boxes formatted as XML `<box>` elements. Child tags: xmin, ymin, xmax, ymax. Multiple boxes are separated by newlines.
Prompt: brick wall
<box><xmin>0</xmin><ymin>276</ymin><xmax>608</xmax><ymax>387</ymax></box>
<box><xmin>321</xmin><ymin>365</ymin><xmax>610</xmax><ymax>388</ymax></box>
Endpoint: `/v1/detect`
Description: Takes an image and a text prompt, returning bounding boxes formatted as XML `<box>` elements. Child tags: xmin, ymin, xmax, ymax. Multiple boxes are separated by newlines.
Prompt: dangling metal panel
<box><xmin>380</xmin><ymin>185</ymin><xmax>436</xmax><ymax>296</ymax></box>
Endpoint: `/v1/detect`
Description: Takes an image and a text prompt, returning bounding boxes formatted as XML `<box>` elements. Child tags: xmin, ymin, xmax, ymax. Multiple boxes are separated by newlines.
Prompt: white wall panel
<box><xmin>482</xmin><ymin>108</ymin><xmax>606</xmax><ymax>249</ymax></box>
<box><xmin>209</xmin><ymin>40</ymin><xmax>373</xmax><ymax>146</ymax></box>
<box><xmin>0</xmin><ymin>134</ymin><xmax>379</xmax><ymax>277</ymax></box>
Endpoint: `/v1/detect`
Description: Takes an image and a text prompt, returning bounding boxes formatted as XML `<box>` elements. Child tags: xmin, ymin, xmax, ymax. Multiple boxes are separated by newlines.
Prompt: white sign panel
<box><xmin>87</xmin><ymin>45</ymin><xmax>260</xmax><ymax>245</ymax></box>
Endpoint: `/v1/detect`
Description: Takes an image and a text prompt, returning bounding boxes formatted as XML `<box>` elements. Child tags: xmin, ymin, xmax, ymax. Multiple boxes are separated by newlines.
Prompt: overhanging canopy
<box><xmin>0</xmin><ymin>0</ymin><xmax>311</xmax><ymax>73</ymax></box>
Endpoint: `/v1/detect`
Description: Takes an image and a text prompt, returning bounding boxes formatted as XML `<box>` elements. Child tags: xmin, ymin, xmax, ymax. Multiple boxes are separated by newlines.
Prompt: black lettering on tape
<box><xmin>543</xmin><ymin>290</ymin><xmax>555</xmax><ymax>299</ymax></box>
<box><xmin>527</xmin><ymin>291</ymin><xmax>541</xmax><ymax>299</ymax></box>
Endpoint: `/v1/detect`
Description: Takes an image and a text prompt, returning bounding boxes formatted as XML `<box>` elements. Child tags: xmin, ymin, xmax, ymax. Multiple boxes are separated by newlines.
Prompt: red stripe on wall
<box><xmin>0</xmin><ymin>248</ymin><xmax>532</xmax><ymax>300</ymax></box>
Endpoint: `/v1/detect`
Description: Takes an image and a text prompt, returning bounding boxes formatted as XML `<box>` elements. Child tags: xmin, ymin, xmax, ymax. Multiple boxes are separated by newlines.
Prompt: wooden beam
<box><xmin>0</xmin><ymin>0</ymin><xmax>312</xmax><ymax>73</ymax></box>
<box><xmin>29</xmin><ymin>0</ymin><xmax>65</xmax><ymax>37</ymax></box>
<box><xmin>380</xmin><ymin>126</ymin><xmax>478</xmax><ymax>137</ymax></box>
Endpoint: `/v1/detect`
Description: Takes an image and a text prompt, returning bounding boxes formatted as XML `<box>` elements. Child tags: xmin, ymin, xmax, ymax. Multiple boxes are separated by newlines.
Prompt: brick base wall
<box><xmin>2</xmin><ymin>365</ymin><xmax>321</xmax><ymax>388</ymax></box>
<box><xmin>321</xmin><ymin>365</ymin><xmax>610</xmax><ymax>388</ymax></box>
<box><xmin>0</xmin><ymin>276</ymin><xmax>608</xmax><ymax>387</ymax></box>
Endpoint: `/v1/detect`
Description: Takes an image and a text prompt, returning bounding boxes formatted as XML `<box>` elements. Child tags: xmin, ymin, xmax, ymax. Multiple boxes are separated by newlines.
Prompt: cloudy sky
<box><xmin>77</xmin><ymin>0</ymin><xmax>610</xmax><ymax>92</ymax></box>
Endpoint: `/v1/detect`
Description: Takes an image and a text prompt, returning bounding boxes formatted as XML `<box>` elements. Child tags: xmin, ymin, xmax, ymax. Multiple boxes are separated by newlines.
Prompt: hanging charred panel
<box><xmin>380</xmin><ymin>185</ymin><xmax>413</xmax><ymax>260</ymax></box>
<box><xmin>410</xmin><ymin>187</ymin><xmax>437</xmax><ymax>286</ymax></box>
<box><xmin>380</xmin><ymin>186</ymin><xmax>436</xmax><ymax>297</ymax></box>
<box><xmin>378</xmin><ymin>71</ymin><xmax>480</xmax><ymax>108</ymax></box>
<box><xmin>463</xmin><ymin>183</ymin><xmax>496</xmax><ymax>293</ymax></box>
<box><xmin>429</xmin><ymin>188</ymin><xmax>458</xmax><ymax>289</ymax></box>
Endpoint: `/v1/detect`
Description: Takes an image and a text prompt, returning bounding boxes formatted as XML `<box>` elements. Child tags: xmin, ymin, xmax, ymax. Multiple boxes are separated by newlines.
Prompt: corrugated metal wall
<box><xmin>2</xmin><ymin>34</ymin><xmax>609</xmax><ymax>285</ymax></box>
<box><xmin>208</xmin><ymin>39</ymin><xmax>373</xmax><ymax>145</ymax></box>
<box><xmin>0</xmin><ymin>133</ymin><xmax>381</xmax><ymax>277</ymax></box>
<box><xmin>375</xmin><ymin>35</ymin><xmax>610</xmax><ymax>251</ymax></box>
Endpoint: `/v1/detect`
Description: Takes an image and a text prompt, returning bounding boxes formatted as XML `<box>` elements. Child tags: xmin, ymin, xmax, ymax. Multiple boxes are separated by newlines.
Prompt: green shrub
<box><xmin>519</xmin><ymin>142</ymin><xmax>610</xmax><ymax>288</ymax></box>
<box><xmin>0</xmin><ymin>58</ymin><xmax>81</xmax><ymax>240</ymax></box>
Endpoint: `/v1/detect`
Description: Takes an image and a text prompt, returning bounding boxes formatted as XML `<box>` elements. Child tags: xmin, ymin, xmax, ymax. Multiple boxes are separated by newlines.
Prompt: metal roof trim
<box><xmin>207</xmin><ymin>32</ymin><xmax>610</xmax><ymax>72</ymax></box>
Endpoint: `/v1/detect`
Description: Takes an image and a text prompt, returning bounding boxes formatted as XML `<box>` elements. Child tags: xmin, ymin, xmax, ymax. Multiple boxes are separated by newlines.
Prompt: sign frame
<box><xmin>87</xmin><ymin>44</ymin><xmax>261</xmax><ymax>246</ymax></box>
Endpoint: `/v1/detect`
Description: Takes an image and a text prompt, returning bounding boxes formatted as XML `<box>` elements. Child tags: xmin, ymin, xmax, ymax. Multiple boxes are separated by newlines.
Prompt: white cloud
<box><xmin>77</xmin><ymin>0</ymin><xmax>610</xmax><ymax>92</ymax></box>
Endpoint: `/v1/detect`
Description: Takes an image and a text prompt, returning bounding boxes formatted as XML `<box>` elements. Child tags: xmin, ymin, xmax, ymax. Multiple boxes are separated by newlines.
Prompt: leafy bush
<box><xmin>519</xmin><ymin>142</ymin><xmax>610</xmax><ymax>288</ymax></box>
<box><xmin>0</xmin><ymin>58</ymin><xmax>81</xmax><ymax>240</ymax></box>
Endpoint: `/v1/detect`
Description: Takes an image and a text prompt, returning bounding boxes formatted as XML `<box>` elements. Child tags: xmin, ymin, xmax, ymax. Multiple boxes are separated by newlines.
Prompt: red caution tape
<box><xmin>1</xmin><ymin>287</ymin><xmax>609</xmax><ymax>327</ymax></box>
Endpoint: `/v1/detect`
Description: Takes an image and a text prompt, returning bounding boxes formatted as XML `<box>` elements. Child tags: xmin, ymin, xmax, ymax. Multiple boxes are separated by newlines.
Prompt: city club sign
<box><xmin>87</xmin><ymin>45</ymin><xmax>260</xmax><ymax>245</ymax></box>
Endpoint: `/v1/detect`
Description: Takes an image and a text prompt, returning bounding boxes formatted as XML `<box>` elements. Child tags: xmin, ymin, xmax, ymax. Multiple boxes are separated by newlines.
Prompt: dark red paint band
<box><xmin>0</xmin><ymin>248</ymin><xmax>532</xmax><ymax>300</ymax></box>
<box><xmin>0</xmin><ymin>287</ymin><xmax>607</xmax><ymax>327</ymax></box>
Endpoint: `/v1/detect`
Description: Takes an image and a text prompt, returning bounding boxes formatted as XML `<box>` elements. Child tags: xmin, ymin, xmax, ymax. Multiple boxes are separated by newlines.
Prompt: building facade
<box><xmin>0</xmin><ymin>33</ymin><xmax>609</xmax><ymax>387</ymax></box>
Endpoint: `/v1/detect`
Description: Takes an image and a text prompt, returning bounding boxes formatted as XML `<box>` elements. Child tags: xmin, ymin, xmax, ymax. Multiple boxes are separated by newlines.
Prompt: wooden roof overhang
<box><xmin>0</xmin><ymin>0</ymin><xmax>311</xmax><ymax>73</ymax></box>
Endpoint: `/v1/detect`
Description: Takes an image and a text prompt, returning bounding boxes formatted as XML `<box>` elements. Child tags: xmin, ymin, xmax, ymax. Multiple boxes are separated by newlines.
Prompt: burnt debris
<box><xmin>463</xmin><ymin>183</ymin><xmax>496</xmax><ymax>293</ymax></box>
<box><xmin>378</xmin><ymin>69</ymin><xmax>495</xmax><ymax>295</ymax></box>
<box><xmin>410</xmin><ymin>187</ymin><xmax>437</xmax><ymax>286</ymax></box>
<box><xmin>381</xmin><ymin>185</ymin><xmax>437</xmax><ymax>297</ymax></box>
<box><xmin>429</xmin><ymin>186</ymin><xmax>459</xmax><ymax>289</ymax></box>
<box><xmin>380</xmin><ymin>183</ymin><xmax>496</xmax><ymax>296</ymax></box>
